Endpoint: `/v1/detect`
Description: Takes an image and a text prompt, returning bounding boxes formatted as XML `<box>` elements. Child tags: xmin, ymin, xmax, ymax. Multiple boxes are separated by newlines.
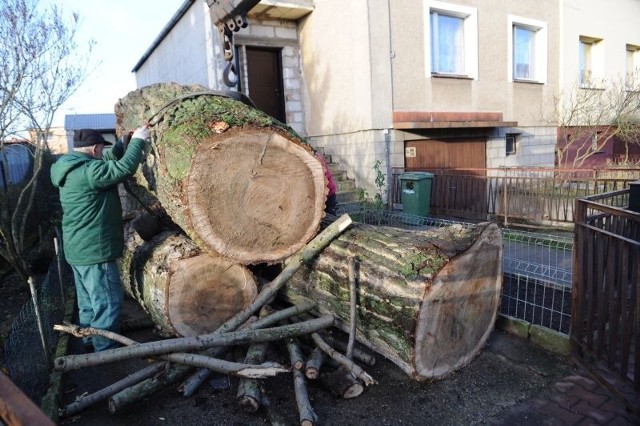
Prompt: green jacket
<box><xmin>50</xmin><ymin>139</ymin><xmax>145</xmax><ymax>265</ymax></box>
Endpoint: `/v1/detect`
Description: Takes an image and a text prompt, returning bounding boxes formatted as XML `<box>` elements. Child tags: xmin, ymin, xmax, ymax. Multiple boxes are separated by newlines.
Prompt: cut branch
<box><xmin>54</xmin><ymin>315</ymin><xmax>334</xmax><ymax>372</ymax></box>
<box><xmin>308</xmin><ymin>329</ymin><xmax>377</xmax><ymax>386</ymax></box>
<box><xmin>320</xmin><ymin>367</ymin><xmax>364</xmax><ymax>399</ymax></box>
<box><xmin>54</xmin><ymin>323</ymin><xmax>289</xmax><ymax>378</ymax></box>
<box><xmin>288</xmin><ymin>340</ymin><xmax>317</xmax><ymax>426</ymax></box>
<box><xmin>180</xmin><ymin>300</ymin><xmax>316</xmax><ymax>397</ymax></box>
<box><xmin>60</xmin><ymin>362</ymin><xmax>169</xmax><ymax>417</ymax></box>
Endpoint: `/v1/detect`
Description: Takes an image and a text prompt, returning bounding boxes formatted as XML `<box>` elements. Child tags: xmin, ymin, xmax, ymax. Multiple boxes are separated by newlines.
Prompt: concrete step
<box><xmin>326</xmin><ymin>161</ymin><xmax>342</xmax><ymax>176</ymax></box>
<box><xmin>336</xmin><ymin>179</ymin><xmax>356</xmax><ymax>192</ymax></box>
<box><xmin>318</xmin><ymin>147</ymin><xmax>361</xmax><ymax>203</ymax></box>
<box><xmin>337</xmin><ymin>190</ymin><xmax>361</xmax><ymax>204</ymax></box>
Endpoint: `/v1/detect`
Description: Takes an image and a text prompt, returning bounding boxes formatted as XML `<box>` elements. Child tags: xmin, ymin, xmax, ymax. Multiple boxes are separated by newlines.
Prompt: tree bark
<box><xmin>120</xmin><ymin>224</ymin><xmax>258</xmax><ymax>337</ymax></box>
<box><xmin>114</xmin><ymin>82</ymin><xmax>328</xmax><ymax>265</ymax></box>
<box><xmin>320</xmin><ymin>367</ymin><xmax>364</xmax><ymax>399</ymax></box>
<box><xmin>281</xmin><ymin>222</ymin><xmax>503</xmax><ymax>381</ymax></box>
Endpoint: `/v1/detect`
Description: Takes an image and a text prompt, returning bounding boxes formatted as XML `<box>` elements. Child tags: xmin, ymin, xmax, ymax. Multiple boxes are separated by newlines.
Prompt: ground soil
<box><xmin>50</xmin><ymin>297</ymin><xmax>580</xmax><ymax>426</ymax></box>
<box><xmin>3</xmin><ymin>271</ymin><xmax>639</xmax><ymax>426</ymax></box>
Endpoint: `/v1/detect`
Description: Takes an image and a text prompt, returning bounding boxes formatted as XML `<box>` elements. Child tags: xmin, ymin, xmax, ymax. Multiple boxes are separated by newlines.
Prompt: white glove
<box><xmin>132</xmin><ymin>126</ymin><xmax>150</xmax><ymax>141</ymax></box>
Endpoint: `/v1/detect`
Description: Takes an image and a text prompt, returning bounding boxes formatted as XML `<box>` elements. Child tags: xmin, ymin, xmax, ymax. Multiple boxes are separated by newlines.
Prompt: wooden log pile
<box><xmin>53</xmin><ymin>82</ymin><xmax>504</xmax><ymax>424</ymax></box>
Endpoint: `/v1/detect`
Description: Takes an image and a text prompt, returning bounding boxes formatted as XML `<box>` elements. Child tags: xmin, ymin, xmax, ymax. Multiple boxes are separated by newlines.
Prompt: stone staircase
<box><xmin>317</xmin><ymin>149</ymin><xmax>361</xmax><ymax>209</ymax></box>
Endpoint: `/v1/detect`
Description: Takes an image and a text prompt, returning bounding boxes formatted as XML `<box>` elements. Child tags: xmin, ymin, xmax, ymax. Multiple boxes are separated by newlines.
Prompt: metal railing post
<box><xmin>28</xmin><ymin>277</ymin><xmax>50</xmax><ymax>362</ymax></box>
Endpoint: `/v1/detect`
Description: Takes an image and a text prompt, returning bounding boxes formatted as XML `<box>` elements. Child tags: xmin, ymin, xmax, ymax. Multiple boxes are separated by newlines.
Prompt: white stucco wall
<box><xmin>134</xmin><ymin>2</ymin><xmax>223</xmax><ymax>89</ymax></box>
<box><xmin>298</xmin><ymin>0</ymin><xmax>394</xmax><ymax>198</ymax></box>
<box><xmin>561</xmin><ymin>0</ymin><xmax>640</xmax><ymax>91</ymax></box>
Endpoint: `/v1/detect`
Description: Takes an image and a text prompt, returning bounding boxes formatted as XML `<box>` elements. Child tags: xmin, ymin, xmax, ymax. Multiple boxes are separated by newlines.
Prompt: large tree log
<box><xmin>281</xmin><ymin>222</ymin><xmax>503</xmax><ymax>381</ymax></box>
<box><xmin>114</xmin><ymin>82</ymin><xmax>327</xmax><ymax>265</ymax></box>
<box><xmin>120</xmin><ymin>223</ymin><xmax>258</xmax><ymax>337</ymax></box>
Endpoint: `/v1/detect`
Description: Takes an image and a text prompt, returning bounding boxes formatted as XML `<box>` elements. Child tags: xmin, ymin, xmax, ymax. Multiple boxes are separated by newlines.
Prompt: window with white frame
<box><xmin>579</xmin><ymin>36</ymin><xmax>603</xmax><ymax>88</ymax></box>
<box><xmin>426</xmin><ymin>1</ymin><xmax>478</xmax><ymax>79</ymax></box>
<box><xmin>626</xmin><ymin>44</ymin><xmax>640</xmax><ymax>90</ymax></box>
<box><xmin>508</xmin><ymin>16</ymin><xmax>547</xmax><ymax>84</ymax></box>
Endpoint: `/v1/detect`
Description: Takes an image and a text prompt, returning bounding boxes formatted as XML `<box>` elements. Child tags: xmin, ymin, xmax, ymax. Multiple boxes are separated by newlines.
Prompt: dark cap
<box><xmin>73</xmin><ymin>129</ymin><xmax>113</xmax><ymax>147</ymax></box>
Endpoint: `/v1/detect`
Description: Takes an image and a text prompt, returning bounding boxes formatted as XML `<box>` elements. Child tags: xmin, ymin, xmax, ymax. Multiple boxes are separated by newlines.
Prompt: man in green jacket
<box><xmin>51</xmin><ymin>127</ymin><xmax>148</xmax><ymax>351</ymax></box>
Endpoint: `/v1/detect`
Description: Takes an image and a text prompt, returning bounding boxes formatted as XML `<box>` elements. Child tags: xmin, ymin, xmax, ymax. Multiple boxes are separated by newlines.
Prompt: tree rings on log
<box><xmin>166</xmin><ymin>254</ymin><xmax>258</xmax><ymax>336</ymax></box>
<box><xmin>282</xmin><ymin>222</ymin><xmax>503</xmax><ymax>381</ymax></box>
<box><xmin>122</xmin><ymin>227</ymin><xmax>258</xmax><ymax>337</ymax></box>
<box><xmin>185</xmin><ymin>127</ymin><xmax>326</xmax><ymax>264</ymax></box>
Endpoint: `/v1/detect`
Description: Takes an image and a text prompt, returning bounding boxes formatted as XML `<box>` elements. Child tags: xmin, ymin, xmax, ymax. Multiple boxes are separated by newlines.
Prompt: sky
<box><xmin>41</xmin><ymin>0</ymin><xmax>186</xmax><ymax>127</ymax></box>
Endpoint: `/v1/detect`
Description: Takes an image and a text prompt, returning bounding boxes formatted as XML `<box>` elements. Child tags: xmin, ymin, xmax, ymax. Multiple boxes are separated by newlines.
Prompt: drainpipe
<box><xmin>384</xmin><ymin>128</ymin><xmax>391</xmax><ymax>206</ymax></box>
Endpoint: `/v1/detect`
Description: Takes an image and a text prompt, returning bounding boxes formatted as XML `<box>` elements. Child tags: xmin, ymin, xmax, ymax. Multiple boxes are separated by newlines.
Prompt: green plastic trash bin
<box><xmin>399</xmin><ymin>172</ymin><xmax>433</xmax><ymax>217</ymax></box>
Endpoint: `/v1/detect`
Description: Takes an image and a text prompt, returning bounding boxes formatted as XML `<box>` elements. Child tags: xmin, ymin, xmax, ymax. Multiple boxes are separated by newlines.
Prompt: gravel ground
<box><xmin>56</xmin><ymin>298</ymin><xmax>576</xmax><ymax>426</ymax></box>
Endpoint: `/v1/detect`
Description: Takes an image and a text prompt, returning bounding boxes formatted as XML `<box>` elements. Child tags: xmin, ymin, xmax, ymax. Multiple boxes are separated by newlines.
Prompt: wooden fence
<box><xmin>391</xmin><ymin>167</ymin><xmax>640</xmax><ymax>224</ymax></box>
<box><xmin>572</xmin><ymin>189</ymin><xmax>639</xmax><ymax>390</ymax></box>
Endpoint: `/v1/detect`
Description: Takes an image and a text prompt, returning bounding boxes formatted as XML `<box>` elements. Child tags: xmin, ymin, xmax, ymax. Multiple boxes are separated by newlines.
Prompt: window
<box><xmin>426</xmin><ymin>1</ymin><xmax>478</xmax><ymax>79</ymax></box>
<box><xmin>508</xmin><ymin>16</ymin><xmax>547</xmax><ymax>83</ymax></box>
<box><xmin>506</xmin><ymin>134</ymin><xmax>518</xmax><ymax>155</ymax></box>
<box><xmin>579</xmin><ymin>36</ymin><xmax>603</xmax><ymax>88</ymax></box>
<box><xmin>626</xmin><ymin>44</ymin><xmax>640</xmax><ymax>90</ymax></box>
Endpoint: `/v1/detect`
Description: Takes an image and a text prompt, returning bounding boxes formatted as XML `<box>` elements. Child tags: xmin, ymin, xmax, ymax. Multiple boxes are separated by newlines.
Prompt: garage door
<box><xmin>404</xmin><ymin>138</ymin><xmax>486</xmax><ymax>172</ymax></box>
<box><xmin>404</xmin><ymin>138</ymin><xmax>487</xmax><ymax>219</ymax></box>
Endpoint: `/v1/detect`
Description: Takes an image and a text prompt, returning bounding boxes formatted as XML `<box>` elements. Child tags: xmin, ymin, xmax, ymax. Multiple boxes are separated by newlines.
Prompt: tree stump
<box><xmin>120</xmin><ymin>223</ymin><xmax>257</xmax><ymax>337</ymax></box>
<box><xmin>281</xmin><ymin>222</ymin><xmax>503</xmax><ymax>381</ymax></box>
<box><xmin>114</xmin><ymin>82</ymin><xmax>327</xmax><ymax>265</ymax></box>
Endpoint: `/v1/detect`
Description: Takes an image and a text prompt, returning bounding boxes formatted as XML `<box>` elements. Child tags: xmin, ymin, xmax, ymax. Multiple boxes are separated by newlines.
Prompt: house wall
<box><xmin>44</xmin><ymin>127</ymin><xmax>71</xmax><ymax>154</ymax></box>
<box><xmin>298</xmin><ymin>0</ymin><xmax>561</xmax><ymax>197</ymax></box>
<box><xmin>298</xmin><ymin>0</ymin><xmax>395</xmax><ymax>197</ymax></box>
<box><xmin>561</xmin><ymin>0</ymin><xmax>640</xmax><ymax>89</ymax></box>
<box><xmin>389</xmin><ymin>0</ymin><xmax>560</xmax><ymax>169</ymax></box>
<box><xmin>134</xmin><ymin>1</ymin><xmax>222</xmax><ymax>89</ymax></box>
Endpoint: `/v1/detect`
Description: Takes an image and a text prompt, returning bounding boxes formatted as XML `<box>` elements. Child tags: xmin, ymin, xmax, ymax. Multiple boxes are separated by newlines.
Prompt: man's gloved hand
<box><xmin>132</xmin><ymin>125</ymin><xmax>150</xmax><ymax>141</ymax></box>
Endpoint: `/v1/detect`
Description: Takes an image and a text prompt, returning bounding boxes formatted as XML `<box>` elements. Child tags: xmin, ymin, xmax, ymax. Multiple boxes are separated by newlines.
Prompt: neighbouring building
<box><xmin>132</xmin><ymin>0</ymin><xmax>640</xmax><ymax>201</ymax></box>
<box><xmin>64</xmin><ymin>113</ymin><xmax>117</xmax><ymax>150</ymax></box>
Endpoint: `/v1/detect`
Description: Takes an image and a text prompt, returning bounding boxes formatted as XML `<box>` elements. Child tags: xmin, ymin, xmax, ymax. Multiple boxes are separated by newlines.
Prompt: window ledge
<box><xmin>431</xmin><ymin>73</ymin><xmax>474</xmax><ymax>80</ymax></box>
<box><xmin>513</xmin><ymin>79</ymin><xmax>545</xmax><ymax>85</ymax></box>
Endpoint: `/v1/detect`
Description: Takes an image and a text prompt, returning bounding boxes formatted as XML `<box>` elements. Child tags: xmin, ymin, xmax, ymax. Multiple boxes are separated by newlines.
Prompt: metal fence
<box><xmin>3</xmin><ymin>260</ymin><xmax>72</xmax><ymax>406</ymax></box>
<box><xmin>572</xmin><ymin>188</ymin><xmax>639</xmax><ymax>389</ymax></box>
<box><xmin>337</xmin><ymin>204</ymin><xmax>574</xmax><ymax>335</ymax></box>
<box><xmin>390</xmin><ymin>167</ymin><xmax>640</xmax><ymax>224</ymax></box>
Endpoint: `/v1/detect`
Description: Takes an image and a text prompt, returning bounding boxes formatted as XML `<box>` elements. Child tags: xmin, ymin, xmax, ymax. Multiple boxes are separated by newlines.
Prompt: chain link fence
<box><xmin>3</xmin><ymin>259</ymin><xmax>73</xmax><ymax>405</ymax></box>
<box><xmin>337</xmin><ymin>204</ymin><xmax>573</xmax><ymax>335</ymax></box>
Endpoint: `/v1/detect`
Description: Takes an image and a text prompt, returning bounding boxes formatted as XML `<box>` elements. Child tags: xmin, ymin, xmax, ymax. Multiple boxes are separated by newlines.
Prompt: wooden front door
<box><xmin>246</xmin><ymin>47</ymin><xmax>286</xmax><ymax>123</ymax></box>
<box><xmin>404</xmin><ymin>138</ymin><xmax>487</xmax><ymax>219</ymax></box>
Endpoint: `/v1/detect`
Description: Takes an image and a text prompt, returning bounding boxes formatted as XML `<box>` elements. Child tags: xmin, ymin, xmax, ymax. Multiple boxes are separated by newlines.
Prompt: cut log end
<box><xmin>238</xmin><ymin>395</ymin><xmax>260</xmax><ymax>413</ymax></box>
<box><xmin>167</xmin><ymin>255</ymin><xmax>258</xmax><ymax>336</ymax></box>
<box><xmin>320</xmin><ymin>368</ymin><xmax>364</xmax><ymax>399</ymax></box>
<box><xmin>413</xmin><ymin>222</ymin><xmax>503</xmax><ymax>380</ymax></box>
<box><xmin>186</xmin><ymin>127</ymin><xmax>327</xmax><ymax>264</ymax></box>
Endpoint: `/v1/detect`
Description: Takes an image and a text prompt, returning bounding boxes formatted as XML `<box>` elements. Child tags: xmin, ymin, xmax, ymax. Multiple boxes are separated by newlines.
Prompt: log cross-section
<box><xmin>184</xmin><ymin>127</ymin><xmax>326</xmax><ymax>264</ymax></box>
